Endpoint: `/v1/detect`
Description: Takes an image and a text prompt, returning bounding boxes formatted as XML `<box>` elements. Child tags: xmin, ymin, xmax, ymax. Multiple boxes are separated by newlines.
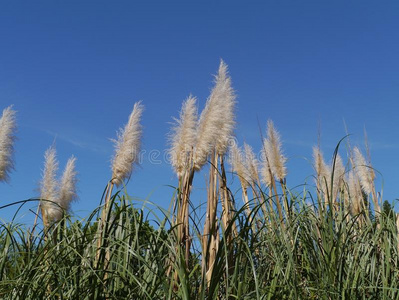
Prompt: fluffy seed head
<box><xmin>313</xmin><ymin>147</ymin><xmax>329</xmax><ymax>182</ymax></box>
<box><xmin>59</xmin><ymin>156</ymin><xmax>78</xmax><ymax>212</ymax></box>
<box><xmin>348</xmin><ymin>170</ymin><xmax>363</xmax><ymax>215</ymax></box>
<box><xmin>260</xmin><ymin>139</ymin><xmax>273</xmax><ymax>187</ymax></box>
<box><xmin>353</xmin><ymin>147</ymin><xmax>375</xmax><ymax>195</ymax></box>
<box><xmin>331</xmin><ymin>154</ymin><xmax>345</xmax><ymax>199</ymax></box>
<box><xmin>214</xmin><ymin>60</ymin><xmax>236</xmax><ymax>155</ymax></box>
<box><xmin>169</xmin><ymin>95</ymin><xmax>198</xmax><ymax>177</ymax></box>
<box><xmin>194</xmin><ymin>60</ymin><xmax>236</xmax><ymax>169</ymax></box>
<box><xmin>312</xmin><ymin>146</ymin><xmax>331</xmax><ymax>199</ymax></box>
<box><xmin>40</xmin><ymin>146</ymin><xmax>62</xmax><ymax>222</ymax></box>
<box><xmin>265</xmin><ymin>120</ymin><xmax>287</xmax><ymax>181</ymax></box>
<box><xmin>0</xmin><ymin>106</ymin><xmax>17</xmax><ymax>183</ymax></box>
<box><xmin>111</xmin><ymin>101</ymin><xmax>144</xmax><ymax>186</ymax></box>
<box><xmin>229</xmin><ymin>141</ymin><xmax>250</xmax><ymax>188</ymax></box>
<box><xmin>243</xmin><ymin>143</ymin><xmax>259</xmax><ymax>182</ymax></box>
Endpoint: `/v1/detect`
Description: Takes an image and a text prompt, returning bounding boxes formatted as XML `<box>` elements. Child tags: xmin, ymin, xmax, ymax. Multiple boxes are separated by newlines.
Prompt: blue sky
<box><xmin>1</xmin><ymin>1</ymin><xmax>398</xmax><ymax>223</ymax></box>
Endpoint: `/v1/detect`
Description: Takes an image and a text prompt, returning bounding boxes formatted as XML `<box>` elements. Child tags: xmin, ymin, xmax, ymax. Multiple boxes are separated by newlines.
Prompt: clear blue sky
<box><xmin>1</xmin><ymin>1</ymin><xmax>398</xmax><ymax>223</ymax></box>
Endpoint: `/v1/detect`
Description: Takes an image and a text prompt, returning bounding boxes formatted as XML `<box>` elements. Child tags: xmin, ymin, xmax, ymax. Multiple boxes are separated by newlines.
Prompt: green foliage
<box><xmin>1</xmin><ymin>189</ymin><xmax>399</xmax><ymax>299</ymax></box>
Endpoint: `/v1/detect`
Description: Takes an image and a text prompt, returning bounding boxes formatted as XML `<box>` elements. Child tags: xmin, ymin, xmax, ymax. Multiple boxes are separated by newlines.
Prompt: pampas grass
<box><xmin>111</xmin><ymin>101</ymin><xmax>144</xmax><ymax>186</ymax></box>
<box><xmin>214</xmin><ymin>60</ymin><xmax>236</xmax><ymax>156</ymax></box>
<box><xmin>169</xmin><ymin>95</ymin><xmax>198</xmax><ymax>178</ymax></box>
<box><xmin>230</xmin><ymin>141</ymin><xmax>250</xmax><ymax>188</ymax></box>
<box><xmin>0</xmin><ymin>106</ymin><xmax>17</xmax><ymax>183</ymax></box>
<box><xmin>39</xmin><ymin>148</ymin><xmax>78</xmax><ymax>224</ymax></box>
<box><xmin>40</xmin><ymin>146</ymin><xmax>60</xmax><ymax>224</ymax></box>
<box><xmin>331</xmin><ymin>154</ymin><xmax>345</xmax><ymax>201</ymax></box>
<box><xmin>260</xmin><ymin>140</ymin><xmax>273</xmax><ymax>188</ymax></box>
<box><xmin>313</xmin><ymin>146</ymin><xmax>330</xmax><ymax>209</ymax></box>
<box><xmin>353</xmin><ymin>146</ymin><xmax>375</xmax><ymax>195</ymax></box>
<box><xmin>265</xmin><ymin>120</ymin><xmax>287</xmax><ymax>181</ymax></box>
<box><xmin>353</xmin><ymin>146</ymin><xmax>380</xmax><ymax>213</ymax></box>
<box><xmin>193</xmin><ymin>60</ymin><xmax>236</xmax><ymax>170</ymax></box>
<box><xmin>59</xmin><ymin>156</ymin><xmax>78</xmax><ymax>212</ymax></box>
<box><xmin>243</xmin><ymin>143</ymin><xmax>259</xmax><ymax>184</ymax></box>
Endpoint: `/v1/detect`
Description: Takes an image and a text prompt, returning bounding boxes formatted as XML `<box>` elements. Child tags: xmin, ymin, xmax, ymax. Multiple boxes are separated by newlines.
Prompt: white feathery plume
<box><xmin>243</xmin><ymin>143</ymin><xmax>259</xmax><ymax>182</ymax></box>
<box><xmin>353</xmin><ymin>147</ymin><xmax>375</xmax><ymax>195</ymax></box>
<box><xmin>264</xmin><ymin>120</ymin><xmax>287</xmax><ymax>181</ymax></box>
<box><xmin>312</xmin><ymin>146</ymin><xmax>331</xmax><ymax>203</ymax></box>
<box><xmin>0</xmin><ymin>106</ymin><xmax>17</xmax><ymax>183</ymax></box>
<box><xmin>40</xmin><ymin>146</ymin><xmax>61</xmax><ymax>222</ymax></box>
<box><xmin>111</xmin><ymin>101</ymin><xmax>144</xmax><ymax>186</ymax></box>
<box><xmin>169</xmin><ymin>95</ymin><xmax>198</xmax><ymax>177</ymax></box>
<box><xmin>193</xmin><ymin>94</ymin><xmax>220</xmax><ymax>170</ymax></box>
<box><xmin>229</xmin><ymin>141</ymin><xmax>250</xmax><ymax>188</ymax></box>
<box><xmin>214</xmin><ymin>60</ymin><xmax>236</xmax><ymax>156</ymax></box>
<box><xmin>331</xmin><ymin>154</ymin><xmax>345</xmax><ymax>199</ymax></box>
<box><xmin>260</xmin><ymin>139</ymin><xmax>273</xmax><ymax>187</ymax></box>
<box><xmin>194</xmin><ymin>60</ymin><xmax>236</xmax><ymax>170</ymax></box>
<box><xmin>348</xmin><ymin>170</ymin><xmax>363</xmax><ymax>215</ymax></box>
<box><xmin>59</xmin><ymin>156</ymin><xmax>78</xmax><ymax>212</ymax></box>
<box><xmin>313</xmin><ymin>146</ymin><xmax>330</xmax><ymax>186</ymax></box>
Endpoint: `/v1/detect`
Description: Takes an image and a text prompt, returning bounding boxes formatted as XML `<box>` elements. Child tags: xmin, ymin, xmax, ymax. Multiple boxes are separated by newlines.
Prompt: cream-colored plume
<box><xmin>353</xmin><ymin>147</ymin><xmax>375</xmax><ymax>195</ymax></box>
<box><xmin>229</xmin><ymin>141</ymin><xmax>250</xmax><ymax>188</ymax></box>
<box><xmin>194</xmin><ymin>60</ymin><xmax>236</xmax><ymax>170</ymax></box>
<box><xmin>348</xmin><ymin>170</ymin><xmax>363</xmax><ymax>215</ymax></box>
<box><xmin>313</xmin><ymin>146</ymin><xmax>330</xmax><ymax>188</ymax></box>
<box><xmin>40</xmin><ymin>146</ymin><xmax>62</xmax><ymax>222</ymax></box>
<box><xmin>264</xmin><ymin>120</ymin><xmax>287</xmax><ymax>181</ymax></box>
<box><xmin>214</xmin><ymin>60</ymin><xmax>236</xmax><ymax>156</ymax></box>
<box><xmin>193</xmin><ymin>96</ymin><xmax>219</xmax><ymax>170</ymax></box>
<box><xmin>59</xmin><ymin>156</ymin><xmax>78</xmax><ymax>212</ymax></box>
<box><xmin>111</xmin><ymin>102</ymin><xmax>144</xmax><ymax>186</ymax></box>
<box><xmin>243</xmin><ymin>143</ymin><xmax>259</xmax><ymax>183</ymax></box>
<box><xmin>0</xmin><ymin>106</ymin><xmax>17</xmax><ymax>183</ymax></box>
<box><xmin>260</xmin><ymin>139</ymin><xmax>273</xmax><ymax>187</ymax></box>
<box><xmin>331</xmin><ymin>154</ymin><xmax>345</xmax><ymax>199</ymax></box>
<box><xmin>169</xmin><ymin>95</ymin><xmax>198</xmax><ymax>177</ymax></box>
<box><xmin>312</xmin><ymin>146</ymin><xmax>332</xmax><ymax>208</ymax></box>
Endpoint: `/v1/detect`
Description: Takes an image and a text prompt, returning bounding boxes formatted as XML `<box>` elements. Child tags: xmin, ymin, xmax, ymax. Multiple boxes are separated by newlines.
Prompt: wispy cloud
<box><xmin>44</xmin><ymin>130</ymin><xmax>110</xmax><ymax>154</ymax></box>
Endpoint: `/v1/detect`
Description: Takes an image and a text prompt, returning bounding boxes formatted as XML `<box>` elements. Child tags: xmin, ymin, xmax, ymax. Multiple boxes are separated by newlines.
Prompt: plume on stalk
<box><xmin>59</xmin><ymin>156</ymin><xmax>78</xmax><ymax>212</ymax></box>
<box><xmin>194</xmin><ymin>60</ymin><xmax>236</xmax><ymax>170</ymax></box>
<box><xmin>265</xmin><ymin>120</ymin><xmax>287</xmax><ymax>181</ymax></box>
<box><xmin>331</xmin><ymin>154</ymin><xmax>345</xmax><ymax>199</ymax></box>
<box><xmin>313</xmin><ymin>147</ymin><xmax>330</xmax><ymax>185</ymax></box>
<box><xmin>214</xmin><ymin>60</ymin><xmax>236</xmax><ymax>156</ymax></box>
<box><xmin>40</xmin><ymin>146</ymin><xmax>61</xmax><ymax>222</ymax></box>
<box><xmin>111</xmin><ymin>102</ymin><xmax>144</xmax><ymax>186</ymax></box>
<box><xmin>348</xmin><ymin>170</ymin><xmax>363</xmax><ymax>215</ymax></box>
<box><xmin>230</xmin><ymin>142</ymin><xmax>250</xmax><ymax>188</ymax></box>
<box><xmin>260</xmin><ymin>139</ymin><xmax>273</xmax><ymax>187</ymax></box>
<box><xmin>169</xmin><ymin>96</ymin><xmax>198</xmax><ymax>178</ymax></box>
<box><xmin>243</xmin><ymin>143</ymin><xmax>259</xmax><ymax>183</ymax></box>
<box><xmin>353</xmin><ymin>147</ymin><xmax>375</xmax><ymax>195</ymax></box>
<box><xmin>313</xmin><ymin>146</ymin><xmax>331</xmax><ymax>198</ymax></box>
<box><xmin>0</xmin><ymin>106</ymin><xmax>17</xmax><ymax>183</ymax></box>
